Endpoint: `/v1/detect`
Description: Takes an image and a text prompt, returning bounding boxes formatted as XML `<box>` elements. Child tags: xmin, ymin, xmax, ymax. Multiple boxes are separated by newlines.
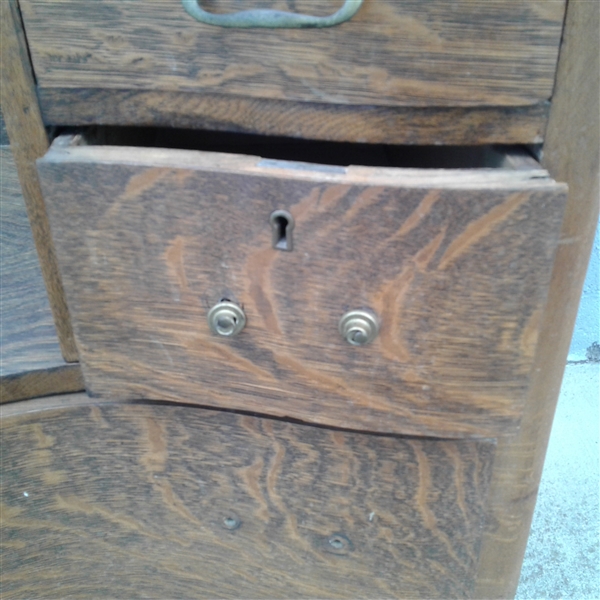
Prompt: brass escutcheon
<box><xmin>208</xmin><ymin>301</ymin><xmax>246</xmax><ymax>337</ymax></box>
<box><xmin>339</xmin><ymin>310</ymin><xmax>380</xmax><ymax>346</ymax></box>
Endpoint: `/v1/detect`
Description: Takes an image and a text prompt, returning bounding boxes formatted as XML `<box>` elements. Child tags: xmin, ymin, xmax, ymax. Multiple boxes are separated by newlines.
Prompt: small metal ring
<box><xmin>339</xmin><ymin>310</ymin><xmax>380</xmax><ymax>346</ymax></box>
<box><xmin>208</xmin><ymin>301</ymin><xmax>246</xmax><ymax>337</ymax></box>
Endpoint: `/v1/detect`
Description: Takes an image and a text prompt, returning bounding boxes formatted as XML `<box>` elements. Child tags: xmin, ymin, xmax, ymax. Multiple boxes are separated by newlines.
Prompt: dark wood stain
<box><xmin>0</xmin><ymin>398</ymin><xmax>496</xmax><ymax>598</ymax></box>
<box><xmin>37</xmin><ymin>142</ymin><xmax>567</xmax><ymax>437</ymax></box>
<box><xmin>20</xmin><ymin>0</ymin><xmax>565</xmax><ymax>107</ymax></box>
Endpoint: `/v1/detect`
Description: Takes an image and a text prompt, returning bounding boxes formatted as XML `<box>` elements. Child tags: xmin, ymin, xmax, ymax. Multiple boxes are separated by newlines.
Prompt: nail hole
<box><xmin>329</xmin><ymin>537</ymin><xmax>344</xmax><ymax>550</ymax></box>
<box><xmin>222</xmin><ymin>516</ymin><xmax>241</xmax><ymax>530</ymax></box>
<box><xmin>323</xmin><ymin>533</ymin><xmax>353</xmax><ymax>555</ymax></box>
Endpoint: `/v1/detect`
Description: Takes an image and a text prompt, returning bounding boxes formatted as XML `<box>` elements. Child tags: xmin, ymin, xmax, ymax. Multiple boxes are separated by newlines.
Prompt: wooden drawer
<box><xmin>1</xmin><ymin>397</ymin><xmax>495</xmax><ymax>598</ymax></box>
<box><xmin>20</xmin><ymin>0</ymin><xmax>565</xmax><ymax>108</ymax></box>
<box><xmin>37</xmin><ymin>134</ymin><xmax>567</xmax><ymax>438</ymax></box>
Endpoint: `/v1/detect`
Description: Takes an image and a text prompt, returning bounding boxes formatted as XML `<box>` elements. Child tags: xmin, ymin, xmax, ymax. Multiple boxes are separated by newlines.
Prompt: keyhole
<box><xmin>270</xmin><ymin>210</ymin><xmax>294</xmax><ymax>251</ymax></box>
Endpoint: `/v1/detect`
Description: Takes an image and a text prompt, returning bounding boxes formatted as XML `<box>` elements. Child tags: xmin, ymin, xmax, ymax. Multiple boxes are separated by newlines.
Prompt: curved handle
<box><xmin>181</xmin><ymin>0</ymin><xmax>363</xmax><ymax>28</ymax></box>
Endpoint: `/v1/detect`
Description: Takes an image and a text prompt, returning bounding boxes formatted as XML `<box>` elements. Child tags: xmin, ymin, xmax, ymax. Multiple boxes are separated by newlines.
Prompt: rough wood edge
<box><xmin>474</xmin><ymin>1</ymin><xmax>600</xmax><ymax>597</ymax></box>
<box><xmin>0</xmin><ymin>0</ymin><xmax>78</xmax><ymax>362</ymax></box>
<box><xmin>41</xmin><ymin>135</ymin><xmax>560</xmax><ymax>190</ymax></box>
<box><xmin>38</xmin><ymin>87</ymin><xmax>550</xmax><ymax>146</ymax></box>
<box><xmin>0</xmin><ymin>364</ymin><xmax>85</xmax><ymax>404</ymax></box>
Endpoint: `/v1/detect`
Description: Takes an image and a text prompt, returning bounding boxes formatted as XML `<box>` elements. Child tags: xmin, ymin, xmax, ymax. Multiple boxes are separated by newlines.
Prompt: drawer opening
<box><xmin>61</xmin><ymin>126</ymin><xmax>542</xmax><ymax>171</ymax></box>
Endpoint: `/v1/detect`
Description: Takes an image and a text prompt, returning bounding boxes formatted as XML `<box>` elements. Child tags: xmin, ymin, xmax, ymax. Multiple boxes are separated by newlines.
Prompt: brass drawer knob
<box><xmin>339</xmin><ymin>310</ymin><xmax>380</xmax><ymax>346</ymax></box>
<box><xmin>208</xmin><ymin>301</ymin><xmax>246</xmax><ymax>337</ymax></box>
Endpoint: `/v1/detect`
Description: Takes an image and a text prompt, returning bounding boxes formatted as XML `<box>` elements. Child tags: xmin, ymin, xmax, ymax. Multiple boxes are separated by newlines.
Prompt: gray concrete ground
<box><xmin>516</xmin><ymin>362</ymin><xmax>599</xmax><ymax>599</ymax></box>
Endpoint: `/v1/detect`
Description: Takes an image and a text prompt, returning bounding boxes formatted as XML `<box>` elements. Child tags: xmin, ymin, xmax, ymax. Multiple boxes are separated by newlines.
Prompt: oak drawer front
<box><xmin>20</xmin><ymin>0</ymin><xmax>565</xmax><ymax>108</ymax></box>
<box><xmin>1</xmin><ymin>400</ymin><xmax>495</xmax><ymax>598</ymax></box>
<box><xmin>38</xmin><ymin>140</ymin><xmax>567</xmax><ymax>438</ymax></box>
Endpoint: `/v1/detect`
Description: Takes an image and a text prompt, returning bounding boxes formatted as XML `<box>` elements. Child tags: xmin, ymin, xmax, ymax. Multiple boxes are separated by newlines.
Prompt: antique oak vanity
<box><xmin>1</xmin><ymin>1</ymin><xmax>598</xmax><ymax>597</ymax></box>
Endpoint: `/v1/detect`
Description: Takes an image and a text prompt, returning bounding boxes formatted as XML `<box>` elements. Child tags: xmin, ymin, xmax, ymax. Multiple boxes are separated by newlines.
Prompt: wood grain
<box><xmin>0</xmin><ymin>0</ymin><xmax>78</xmax><ymax>362</ymax></box>
<box><xmin>0</xmin><ymin>147</ymin><xmax>84</xmax><ymax>402</ymax></box>
<box><xmin>474</xmin><ymin>1</ymin><xmax>600</xmax><ymax>596</ymax></box>
<box><xmin>0</xmin><ymin>367</ymin><xmax>84</xmax><ymax>404</ymax></box>
<box><xmin>0</xmin><ymin>397</ymin><xmax>496</xmax><ymax>598</ymax></box>
<box><xmin>19</xmin><ymin>0</ymin><xmax>565</xmax><ymax>108</ymax></box>
<box><xmin>37</xmin><ymin>88</ymin><xmax>552</xmax><ymax>146</ymax></box>
<box><xmin>38</xmin><ymin>142</ymin><xmax>567</xmax><ymax>438</ymax></box>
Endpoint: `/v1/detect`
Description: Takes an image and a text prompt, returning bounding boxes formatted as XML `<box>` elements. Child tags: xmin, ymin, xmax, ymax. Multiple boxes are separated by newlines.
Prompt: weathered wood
<box><xmin>0</xmin><ymin>367</ymin><xmax>84</xmax><ymax>404</ymax></box>
<box><xmin>474</xmin><ymin>1</ymin><xmax>600</xmax><ymax>597</ymax></box>
<box><xmin>0</xmin><ymin>147</ymin><xmax>84</xmax><ymax>402</ymax></box>
<box><xmin>0</xmin><ymin>397</ymin><xmax>496</xmax><ymax>599</ymax></box>
<box><xmin>38</xmin><ymin>141</ymin><xmax>567</xmax><ymax>438</ymax></box>
<box><xmin>0</xmin><ymin>0</ymin><xmax>78</xmax><ymax>362</ymax></box>
<box><xmin>38</xmin><ymin>88</ymin><xmax>551</xmax><ymax>146</ymax></box>
<box><xmin>20</xmin><ymin>0</ymin><xmax>565</xmax><ymax>108</ymax></box>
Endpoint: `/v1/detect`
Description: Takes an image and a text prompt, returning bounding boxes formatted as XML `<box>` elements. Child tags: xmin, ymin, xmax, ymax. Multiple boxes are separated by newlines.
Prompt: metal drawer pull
<box><xmin>208</xmin><ymin>301</ymin><xmax>246</xmax><ymax>337</ymax></box>
<box><xmin>339</xmin><ymin>310</ymin><xmax>380</xmax><ymax>346</ymax></box>
<box><xmin>182</xmin><ymin>0</ymin><xmax>363</xmax><ymax>28</ymax></box>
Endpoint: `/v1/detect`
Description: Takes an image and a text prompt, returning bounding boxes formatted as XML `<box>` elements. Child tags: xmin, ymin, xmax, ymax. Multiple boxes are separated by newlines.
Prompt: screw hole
<box><xmin>329</xmin><ymin>537</ymin><xmax>344</xmax><ymax>550</ymax></box>
<box><xmin>323</xmin><ymin>533</ymin><xmax>352</xmax><ymax>554</ymax></box>
<box><xmin>222</xmin><ymin>516</ymin><xmax>241</xmax><ymax>530</ymax></box>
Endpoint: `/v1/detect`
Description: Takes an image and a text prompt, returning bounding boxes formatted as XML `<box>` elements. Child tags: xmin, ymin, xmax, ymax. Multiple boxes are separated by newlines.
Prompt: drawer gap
<box><xmin>61</xmin><ymin>126</ymin><xmax>541</xmax><ymax>171</ymax></box>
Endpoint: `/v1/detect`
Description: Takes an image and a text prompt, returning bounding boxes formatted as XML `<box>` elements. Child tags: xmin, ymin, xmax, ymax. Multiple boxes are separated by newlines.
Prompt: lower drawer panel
<box><xmin>1</xmin><ymin>400</ymin><xmax>495</xmax><ymax>598</ymax></box>
<box><xmin>37</xmin><ymin>137</ymin><xmax>567</xmax><ymax>437</ymax></box>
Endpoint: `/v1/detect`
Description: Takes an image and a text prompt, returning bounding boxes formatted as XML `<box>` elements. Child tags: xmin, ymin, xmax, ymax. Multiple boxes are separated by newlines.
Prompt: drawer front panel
<box><xmin>1</xmin><ymin>400</ymin><xmax>495</xmax><ymax>598</ymax></box>
<box><xmin>38</xmin><ymin>143</ymin><xmax>567</xmax><ymax>437</ymax></box>
<box><xmin>21</xmin><ymin>0</ymin><xmax>565</xmax><ymax>108</ymax></box>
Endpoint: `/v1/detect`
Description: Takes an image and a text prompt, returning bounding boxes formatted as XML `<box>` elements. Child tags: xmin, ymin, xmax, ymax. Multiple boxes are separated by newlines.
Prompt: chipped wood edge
<box><xmin>474</xmin><ymin>1</ymin><xmax>600</xmax><ymax>597</ymax></box>
<box><xmin>0</xmin><ymin>364</ymin><xmax>85</xmax><ymax>404</ymax></box>
<box><xmin>0</xmin><ymin>0</ymin><xmax>78</xmax><ymax>362</ymax></box>
<box><xmin>41</xmin><ymin>135</ymin><xmax>562</xmax><ymax>191</ymax></box>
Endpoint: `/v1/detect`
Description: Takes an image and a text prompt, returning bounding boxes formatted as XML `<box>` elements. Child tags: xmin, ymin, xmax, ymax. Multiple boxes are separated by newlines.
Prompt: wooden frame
<box><xmin>0</xmin><ymin>0</ymin><xmax>78</xmax><ymax>362</ymax></box>
<box><xmin>0</xmin><ymin>0</ymin><xmax>597</xmax><ymax>596</ymax></box>
<box><xmin>474</xmin><ymin>0</ymin><xmax>600</xmax><ymax>596</ymax></box>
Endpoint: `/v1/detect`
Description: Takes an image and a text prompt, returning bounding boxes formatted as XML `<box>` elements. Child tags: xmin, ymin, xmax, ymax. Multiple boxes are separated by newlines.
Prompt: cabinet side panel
<box><xmin>474</xmin><ymin>0</ymin><xmax>600</xmax><ymax>596</ymax></box>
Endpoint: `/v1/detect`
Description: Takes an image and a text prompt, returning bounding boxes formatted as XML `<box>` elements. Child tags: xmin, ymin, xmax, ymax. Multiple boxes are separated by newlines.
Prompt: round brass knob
<box><xmin>208</xmin><ymin>301</ymin><xmax>246</xmax><ymax>337</ymax></box>
<box><xmin>339</xmin><ymin>310</ymin><xmax>380</xmax><ymax>346</ymax></box>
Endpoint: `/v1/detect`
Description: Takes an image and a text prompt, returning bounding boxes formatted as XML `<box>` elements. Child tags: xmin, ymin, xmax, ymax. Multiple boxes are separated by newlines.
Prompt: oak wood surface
<box><xmin>0</xmin><ymin>397</ymin><xmax>496</xmax><ymax>599</ymax></box>
<box><xmin>0</xmin><ymin>147</ymin><xmax>84</xmax><ymax>402</ymax></box>
<box><xmin>38</xmin><ymin>142</ymin><xmax>567</xmax><ymax>438</ymax></box>
<box><xmin>473</xmin><ymin>1</ymin><xmax>600</xmax><ymax>597</ymax></box>
<box><xmin>19</xmin><ymin>0</ymin><xmax>565</xmax><ymax>109</ymax></box>
<box><xmin>38</xmin><ymin>89</ymin><xmax>552</xmax><ymax>147</ymax></box>
<box><xmin>0</xmin><ymin>0</ymin><xmax>78</xmax><ymax>362</ymax></box>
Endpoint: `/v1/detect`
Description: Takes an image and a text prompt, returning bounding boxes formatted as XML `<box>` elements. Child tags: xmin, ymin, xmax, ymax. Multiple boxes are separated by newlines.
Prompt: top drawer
<box><xmin>20</xmin><ymin>0</ymin><xmax>566</xmax><ymax>108</ymax></box>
